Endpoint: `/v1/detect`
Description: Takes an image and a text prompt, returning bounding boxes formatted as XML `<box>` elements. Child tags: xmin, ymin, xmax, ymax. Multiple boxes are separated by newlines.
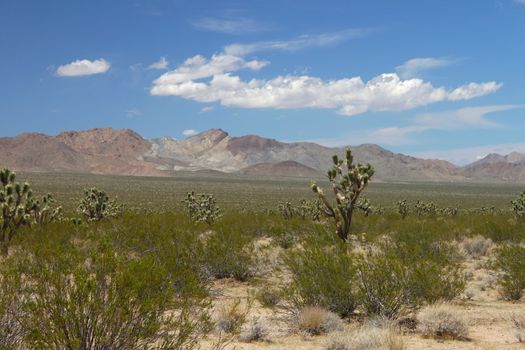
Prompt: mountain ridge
<box><xmin>1</xmin><ymin>127</ymin><xmax>524</xmax><ymax>183</ymax></box>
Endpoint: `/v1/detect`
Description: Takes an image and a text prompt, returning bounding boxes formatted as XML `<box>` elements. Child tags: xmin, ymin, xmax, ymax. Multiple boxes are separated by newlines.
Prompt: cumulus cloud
<box><xmin>56</xmin><ymin>58</ymin><xmax>111</xmax><ymax>77</ymax></box>
<box><xmin>151</xmin><ymin>52</ymin><xmax>502</xmax><ymax>116</ymax></box>
<box><xmin>148</xmin><ymin>56</ymin><xmax>169</xmax><ymax>70</ymax></box>
<box><xmin>396</xmin><ymin>57</ymin><xmax>457</xmax><ymax>79</ymax></box>
<box><xmin>191</xmin><ymin>17</ymin><xmax>270</xmax><ymax>35</ymax></box>
<box><xmin>182</xmin><ymin>129</ymin><xmax>199</xmax><ymax>137</ymax></box>
<box><xmin>201</xmin><ymin>106</ymin><xmax>214</xmax><ymax>112</ymax></box>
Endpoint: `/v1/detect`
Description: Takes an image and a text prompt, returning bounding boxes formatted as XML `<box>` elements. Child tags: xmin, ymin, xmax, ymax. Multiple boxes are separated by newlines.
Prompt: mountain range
<box><xmin>1</xmin><ymin>127</ymin><xmax>524</xmax><ymax>183</ymax></box>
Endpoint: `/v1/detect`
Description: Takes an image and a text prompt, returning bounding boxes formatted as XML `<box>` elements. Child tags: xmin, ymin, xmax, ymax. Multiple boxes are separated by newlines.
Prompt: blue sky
<box><xmin>0</xmin><ymin>0</ymin><xmax>524</xmax><ymax>164</ymax></box>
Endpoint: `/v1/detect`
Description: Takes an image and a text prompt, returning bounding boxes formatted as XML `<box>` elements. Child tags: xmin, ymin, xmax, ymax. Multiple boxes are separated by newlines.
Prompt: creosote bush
<box><xmin>493</xmin><ymin>244</ymin><xmax>525</xmax><ymax>300</ymax></box>
<box><xmin>199</xmin><ymin>228</ymin><xmax>255</xmax><ymax>281</ymax></box>
<box><xmin>284</xmin><ymin>242</ymin><xmax>357</xmax><ymax>317</ymax></box>
<box><xmin>0</xmin><ymin>225</ymin><xmax>210</xmax><ymax>350</ymax></box>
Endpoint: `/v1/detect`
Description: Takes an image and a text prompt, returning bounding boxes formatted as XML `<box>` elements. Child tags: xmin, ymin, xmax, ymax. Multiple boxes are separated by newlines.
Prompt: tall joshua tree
<box><xmin>311</xmin><ymin>149</ymin><xmax>374</xmax><ymax>241</ymax></box>
<box><xmin>0</xmin><ymin>168</ymin><xmax>34</xmax><ymax>255</ymax></box>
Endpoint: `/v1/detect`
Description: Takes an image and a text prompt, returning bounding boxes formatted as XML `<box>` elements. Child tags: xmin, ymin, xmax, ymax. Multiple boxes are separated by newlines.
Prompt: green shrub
<box><xmin>493</xmin><ymin>244</ymin><xmax>525</xmax><ymax>300</ymax></box>
<box><xmin>0</xmin><ymin>221</ymin><xmax>210</xmax><ymax>350</ymax></box>
<box><xmin>284</xmin><ymin>242</ymin><xmax>357</xmax><ymax>317</ymax></box>
<box><xmin>199</xmin><ymin>228</ymin><xmax>255</xmax><ymax>281</ymax></box>
<box><xmin>355</xmin><ymin>241</ymin><xmax>464</xmax><ymax>318</ymax></box>
<box><xmin>355</xmin><ymin>248</ymin><xmax>412</xmax><ymax>318</ymax></box>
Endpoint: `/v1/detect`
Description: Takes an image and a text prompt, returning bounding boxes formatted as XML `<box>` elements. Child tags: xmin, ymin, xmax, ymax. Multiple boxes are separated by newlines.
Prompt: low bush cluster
<box><xmin>284</xmin><ymin>232</ymin><xmax>465</xmax><ymax>319</ymax></box>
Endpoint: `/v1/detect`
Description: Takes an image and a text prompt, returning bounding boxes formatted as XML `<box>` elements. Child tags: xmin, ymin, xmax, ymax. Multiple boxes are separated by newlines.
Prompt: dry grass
<box><xmin>296</xmin><ymin>306</ymin><xmax>344</xmax><ymax>335</ymax></box>
<box><xmin>460</xmin><ymin>235</ymin><xmax>494</xmax><ymax>258</ymax></box>
<box><xmin>215</xmin><ymin>299</ymin><xmax>251</xmax><ymax>335</ymax></box>
<box><xmin>510</xmin><ymin>313</ymin><xmax>525</xmax><ymax>343</ymax></box>
<box><xmin>325</xmin><ymin>324</ymin><xmax>405</xmax><ymax>350</ymax></box>
<box><xmin>239</xmin><ymin>317</ymin><xmax>271</xmax><ymax>342</ymax></box>
<box><xmin>417</xmin><ymin>303</ymin><xmax>469</xmax><ymax>340</ymax></box>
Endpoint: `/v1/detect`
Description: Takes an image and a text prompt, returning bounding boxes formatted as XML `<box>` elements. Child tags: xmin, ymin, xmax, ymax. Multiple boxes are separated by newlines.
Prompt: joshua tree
<box><xmin>511</xmin><ymin>191</ymin><xmax>525</xmax><ymax>222</ymax></box>
<box><xmin>31</xmin><ymin>193</ymin><xmax>63</xmax><ymax>226</ymax></box>
<box><xmin>183</xmin><ymin>191</ymin><xmax>222</xmax><ymax>225</ymax></box>
<box><xmin>311</xmin><ymin>149</ymin><xmax>374</xmax><ymax>241</ymax></box>
<box><xmin>396</xmin><ymin>199</ymin><xmax>410</xmax><ymax>219</ymax></box>
<box><xmin>0</xmin><ymin>169</ymin><xmax>34</xmax><ymax>254</ymax></box>
<box><xmin>78</xmin><ymin>187</ymin><xmax>123</xmax><ymax>221</ymax></box>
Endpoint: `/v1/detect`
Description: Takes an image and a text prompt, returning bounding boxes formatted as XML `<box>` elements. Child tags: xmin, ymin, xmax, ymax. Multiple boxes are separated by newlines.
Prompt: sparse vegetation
<box><xmin>1</xmin><ymin>169</ymin><xmax>524</xmax><ymax>349</ymax></box>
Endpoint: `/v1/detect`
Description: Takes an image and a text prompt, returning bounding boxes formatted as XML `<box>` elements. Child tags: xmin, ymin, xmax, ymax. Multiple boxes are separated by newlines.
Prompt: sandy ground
<box><xmin>197</xmin><ymin>244</ymin><xmax>525</xmax><ymax>350</ymax></box>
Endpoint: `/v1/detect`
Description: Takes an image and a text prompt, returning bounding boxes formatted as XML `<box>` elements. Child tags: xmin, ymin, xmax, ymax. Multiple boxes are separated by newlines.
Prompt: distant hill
<box><xmin>1</xmin><ymin>127</ymin><xmax>525</xmax><ymax>183</ymax></box>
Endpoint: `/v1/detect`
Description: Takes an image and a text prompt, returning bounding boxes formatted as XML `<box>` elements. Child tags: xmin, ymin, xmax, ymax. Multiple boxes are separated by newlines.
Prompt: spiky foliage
<box><xmin>356</xmin><ymin>197</ymin><xmax>373</xmax><ymax>217</ymax></box>
<box><xmin>31</xmin><ymin>193</ymin><xmax>63</xmax><ymax>226</ymax></box>
<box><xmin>77</xmin><ymin>187</ymin><xmax>123</xmax><ymax>222</ymax></box>
<box><xmin>277</xmin><ymin>201</ymin><xmax>295</xmax><ymax>220</ymax></box>
<box><xmin>183</xmin><ymin>191</ymin><xmax>222</xmax><ymax>225</ymax></box>
<box><xmin>311</xmin><ymin>148</ymin><xmax>374</xmax><ymax>241</ymax></box>
<box><xmin>414</xmin><ymin>200</ymin><xmax>437</xmax><ymax>216</ymax></box>
<box><xmin>396</xmin><ymin>200</ymin><xmax>410</xmax><ymax>219</ymax></box>
<box><xmin>277</xmin><ymin>199</ymin><xmax>322</xmax><ymax>221</ymax></box>
<box><xmin>0</xmin><ymin>168</ymin><xmax>35</xmax><ymax>255</ymax></box>
<box><xmin>511</xmin><ymin>191</ymin><xmax>525</xmax><ymax>222</ymax></box>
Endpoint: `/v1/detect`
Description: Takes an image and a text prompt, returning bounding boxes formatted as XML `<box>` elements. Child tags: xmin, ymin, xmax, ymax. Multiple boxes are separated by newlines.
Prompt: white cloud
<box><xmin>223</xmin><ymin>29</ymin><xmax>367</xmax><ymax>56</ymax></box>
<box><xmin>396</xmin><ymin>57</ymin><xmax>457</xmax><ymax>79</ymax></box>
<box><xmin>151</xmin><ymin>52</ymin><xmax>502</xmax><ymax>116</ymax></box>
<box><xmin>126</xmin><ymin>108</ymin><xmax>142</xmax><ymax>118</ymax></box>
<box><xmin>56</xmin><ymin>58</ymin><xmax>111</xmax><ymax>77</ymax></box>
<box><xmin>148</xmin><ymin>56</ymin><xmax>169</xmax><ymax>70</ymax></box>
<box><xmin>182</xmin><ymin>129</ymin><xmax>199</xmax><ymax>137</ymax></box>
<box><xmin>152</xmin><ymin>54</ymin><xmax>268</xmax><ymax>87</ymax></box>
<box><xmin>413</xmin><ymin>142</ymin><xmax>525</xmax><ymax>165</ymax></box>
<box><xmin>191</xmin><ymin>17</ymin><xmax>270</xmax><ymax>35</ymax></box>
<box><xmin>515</xmin><ymin>0</ymin><xmax>525</xmax><ymax>4</ymax></box>
<box><xmin>201</xmin><ymin>106</ymin><xmax>214</xmax><ymax>113</ymax></box>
